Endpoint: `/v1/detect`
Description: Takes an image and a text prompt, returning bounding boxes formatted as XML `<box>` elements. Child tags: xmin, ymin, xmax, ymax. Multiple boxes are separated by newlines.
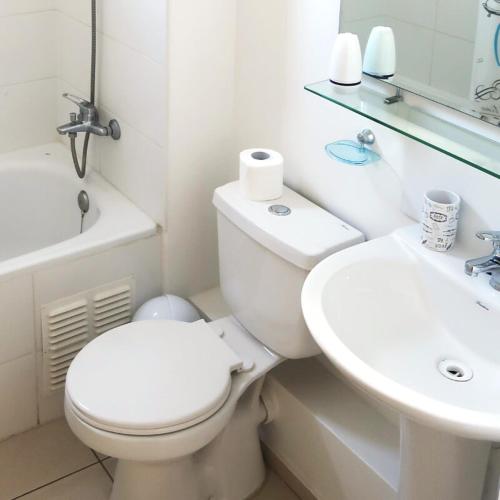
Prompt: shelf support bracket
<box><xmin>384</xmin><ymin>87</ymin><xmax>402</xmax><ymax>105</ymax></box>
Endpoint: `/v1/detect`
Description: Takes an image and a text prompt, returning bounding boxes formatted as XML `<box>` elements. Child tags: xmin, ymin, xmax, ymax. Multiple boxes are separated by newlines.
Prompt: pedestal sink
<box><xmin>302</xmin><ymin>225</ymin><xmax>500</xmax><ymax>500</ymax></box>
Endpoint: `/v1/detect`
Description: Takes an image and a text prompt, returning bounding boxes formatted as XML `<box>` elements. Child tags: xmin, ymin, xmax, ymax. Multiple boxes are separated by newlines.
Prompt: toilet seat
<box><xmin>65</xmin><ymin>320</ymin><xmax>244</xmax><ymax>436</ymax></box>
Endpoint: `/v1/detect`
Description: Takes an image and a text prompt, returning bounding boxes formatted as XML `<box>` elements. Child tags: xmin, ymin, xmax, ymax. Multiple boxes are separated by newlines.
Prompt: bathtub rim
<box><xmin>0</xmin><ymin>143</ymin><xmax>158</xmax><ymax>283</ymax></box>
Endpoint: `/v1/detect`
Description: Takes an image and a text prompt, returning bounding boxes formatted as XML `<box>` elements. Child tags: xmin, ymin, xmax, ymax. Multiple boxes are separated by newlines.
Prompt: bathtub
<box><xmin>0</xmin><ymin>143</ymin><xmax>162</xmax><ymax>441</ymax></box>
<box><xmin>0</xmin><ymin>143</ymin><xmax>156</xmax><ymax>279</ymax></box>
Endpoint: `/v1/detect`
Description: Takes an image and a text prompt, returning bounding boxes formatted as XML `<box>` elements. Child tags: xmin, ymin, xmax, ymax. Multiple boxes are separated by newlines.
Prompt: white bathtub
<box><xmin>0</xmin><ymin>143</ymin><xmax>162</xmax><ymax>440</ymax></box>
<box><xmin>0</xmin><ymin>143</ymin><xmax>156</xmax><ymax>280</ymax></box>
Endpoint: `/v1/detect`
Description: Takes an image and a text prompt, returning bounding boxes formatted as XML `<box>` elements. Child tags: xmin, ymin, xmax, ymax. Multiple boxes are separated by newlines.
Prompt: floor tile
<box><xmin>102</xmin><ymin>457</ymin><xmax>116</xmax><ymax>478</ymax></box>
<box><xmin>252</xmin><ymin>471</ymin><xmax>299</xmax><ymax>500</ymax></box>
<box><xmin>92</xmin><ymin>450</ymin><xmax>108</xmax><ymax>461</ymax></box>
<box><xmin>18</xmin><ymin>464</ymin><xmax>111</xmax><ymax>500</ymax></box>
<box><xmin>0</xmin><ymin>419</ymin><xmax>97</xmax><ymax>499</ymax></box>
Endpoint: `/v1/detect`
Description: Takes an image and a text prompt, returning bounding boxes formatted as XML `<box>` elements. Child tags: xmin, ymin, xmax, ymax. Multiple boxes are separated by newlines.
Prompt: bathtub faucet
<box><xmin>57</xmin><ymin>94</ymin><xmax>121</xmax><ymax>140</ymax></box>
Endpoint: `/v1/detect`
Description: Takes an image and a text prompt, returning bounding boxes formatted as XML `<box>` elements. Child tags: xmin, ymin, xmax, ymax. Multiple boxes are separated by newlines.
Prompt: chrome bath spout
<box><xmin>465</xmin><ymin>231</ymin><xmax>500</xmax><ymax>290</ymax></box>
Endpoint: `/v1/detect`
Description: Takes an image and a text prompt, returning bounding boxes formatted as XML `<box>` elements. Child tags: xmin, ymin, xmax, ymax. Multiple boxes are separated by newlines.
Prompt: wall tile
<box><xmin>436</xmin><ymin>0</ymin><xmax>478</xmax><ymax>41</ymax></box>
<box><xmin>0</xmin><ymin>0</ymin><xmax>54</xmax><ymax>17</ymax></box>
<box><xmin>57</xmin><ymin>13</ymin><xmax>93</xmax><ymax>96</ymax></box>
<box><xmin>0</xmin><ymin>11</ymin><xmax>56</xmax><ymax>86</ymax></box>
<box><xmin>55</xmin><ymin>0</ymin><xmax>89</xmax><ymax>25</ymax></box>
<box><xmin>430</xmin><ymin>33</ymin><xmax>474</xmax><ymax>98</ymax></box>
<box><xmin>33</xmin><ymin>236</ymin><xmax>162</xmax><ymax>345</ymax></box>
<box><xmin>0</xmin><ymin>354</ymin><xmax>37</xmax><ymax>441</ymax></box>
<box><xmin>0</xmin><ymin>78</ymin><xmax>58</xmax><ymax>153</ymax></box>
<box><xmin>57</xmin><ymin>0</ymin><xmax>166</xmax><ymax>63</ymax></box>
<box><xmin>341</xmin><ymin>0</ymin><xmax>387</xmax><ymax>24</ymax></box>
<box><xmin>99</xmin><ymin>34</ymin><xmax>166</xmax><ymax>146</ymax></box>
<box><xmin>0</xmin><ymin>8</ymin><xmax>59</xmax><ymax>153</ymax></box>
<box><xmin>100</xmin><ymin>0</ymin><xmax>166</xmax><ymax>63</ymax></box>
<box><xmin>386</xmin><ymin>0</ymin><xmax>438</xmax><ymax>29</ymax></box>
<box><xmin>390</xmin><ymin>19</ymin><xmax>434</xmax><ymax>85</ymax></box>
<box><xmin>342</xmin><ymin>16</ymin><xmax>389</xmax><ymax>54</ymax></box>
<box><xmin>99</xmin><ymin>107</ymin><xmax>167</xmax><ymax>225</ymax></box>
<box><xmin>0</xmin><ymin>275</ymin><xmax>34</xmax><ymax>365</ymax></box>
<box><xmin>58</xmin><ymin>11</ymin><xmax>166</xmax><ymax>146</ymax></box>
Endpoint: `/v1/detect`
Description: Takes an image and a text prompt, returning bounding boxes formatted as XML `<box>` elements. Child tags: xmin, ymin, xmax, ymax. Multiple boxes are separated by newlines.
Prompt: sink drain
<box><xmin>438</xmin><ymin>360</ymin><xmax>473</xmax><ymax>382</ymax></box>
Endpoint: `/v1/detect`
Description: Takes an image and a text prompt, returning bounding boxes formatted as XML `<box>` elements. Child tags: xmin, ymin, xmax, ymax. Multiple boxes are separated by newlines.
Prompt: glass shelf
<box><xmin>305</xmin><ymin>80</ymin><xmax>500</xmax><ymax>179</ymax></box>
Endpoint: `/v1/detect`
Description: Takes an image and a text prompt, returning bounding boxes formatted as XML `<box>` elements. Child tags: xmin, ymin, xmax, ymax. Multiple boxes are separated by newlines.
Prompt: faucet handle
<box><xmin>476</xmin><ymin>231</ymin><xmax>500</xmax><ymax>242</ymax></box>
<box><xmin>477</xmin><ymin>231</ymin><xmax>500</xmax><ymax>255</ymax></box>
<box><xmin>62</xmin><ymin>93</ymin><xmax>90</xmax><ymax>111</ymax></box>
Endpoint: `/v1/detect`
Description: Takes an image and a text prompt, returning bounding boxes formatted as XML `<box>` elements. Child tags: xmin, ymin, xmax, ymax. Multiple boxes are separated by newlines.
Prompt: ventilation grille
<box><xmin>45</xmin><ymin>299</ymin><xmax>90</xmax><ymax>392</ymax></box>
<box><xmin>41</xmin><ymin>277</ymin><xmax>135</xmax><ymax>393</ymax></box>
<box><xmin>94</xmin><ymin>284</ymin><xmax>133</xmax><ymax>335</ymax></box>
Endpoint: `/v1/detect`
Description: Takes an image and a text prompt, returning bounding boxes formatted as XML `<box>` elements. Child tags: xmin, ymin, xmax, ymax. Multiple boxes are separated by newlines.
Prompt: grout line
<box><xmin>11</xmin><ymin>462</ymin><xmax>99</xmax><ymax>499</ymax></box>
<box><xmin>91</xmin><ymin>449</ymin><xmax>114</xmax><ymax>483</ymax></box>
<box><xmin>0</xmin><ymin>76</ymin><xmax>57</xmax><ymax>91</ymax></box>
<box><xmin>98</xmin><ymin>460</ymin><xmax>114</xmax><ymax>483</ymax></box>
<box><xmin>0</xmin><ymin>9</ymin><xmax>56</xmax><ymax>20</ymax></box>
<box><xmin>54</xmin><ymin>10</ymin><xmax>166</xmax><ymax>66</ymax></box>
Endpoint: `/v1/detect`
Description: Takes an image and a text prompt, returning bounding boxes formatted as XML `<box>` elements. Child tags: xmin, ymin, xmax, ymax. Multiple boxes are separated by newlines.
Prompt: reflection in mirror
<box><xmin>340</xmin><ymin>0</ymin><xmax>500</xmax><ymax>127</ymax></box>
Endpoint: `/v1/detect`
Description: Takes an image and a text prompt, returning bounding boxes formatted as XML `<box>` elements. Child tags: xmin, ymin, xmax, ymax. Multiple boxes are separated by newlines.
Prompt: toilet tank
<box><xmin>213</xmin><ymin>182</ymin><xmax>364</xmax><ymax>359</ymax></box>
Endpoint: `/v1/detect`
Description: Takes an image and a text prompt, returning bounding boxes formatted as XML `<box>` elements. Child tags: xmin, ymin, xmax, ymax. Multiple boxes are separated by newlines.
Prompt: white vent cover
<box><xmin>41</xmin><ymin>277</ymin><xmax>135</xmax><ymax>393</ymax></box>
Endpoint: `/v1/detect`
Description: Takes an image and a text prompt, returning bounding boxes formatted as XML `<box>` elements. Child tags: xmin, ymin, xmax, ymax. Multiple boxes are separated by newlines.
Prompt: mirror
<box><xmin>340</xmin><ymin>0</ymin><xmax>500</xmax><ymax>127</ymax></box>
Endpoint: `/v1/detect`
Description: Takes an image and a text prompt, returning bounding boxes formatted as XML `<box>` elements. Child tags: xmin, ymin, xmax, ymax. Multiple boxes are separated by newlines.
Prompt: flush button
<box><xmin>268</xmin><ymin>205</ymin><xmax>291</xmax><ymax>216</ymax></box>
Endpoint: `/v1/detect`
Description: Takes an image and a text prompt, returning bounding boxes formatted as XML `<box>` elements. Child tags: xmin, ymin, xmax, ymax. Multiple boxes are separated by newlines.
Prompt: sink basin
<box><xmin>302</xmin><ymin>225</ymin><xmax>499</xmax><ymax>499</ymax></box>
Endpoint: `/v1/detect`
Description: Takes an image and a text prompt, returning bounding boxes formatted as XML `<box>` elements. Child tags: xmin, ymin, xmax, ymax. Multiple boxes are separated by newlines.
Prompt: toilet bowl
<box><xmin>65</xmin><ymin>317</ymin><xmax>281</xmax><ymax>500</ymax></box>
<box><xmin>65</xmin><ymin>182</ymin><xmax>364</xmax><ymax>500</ymax></box>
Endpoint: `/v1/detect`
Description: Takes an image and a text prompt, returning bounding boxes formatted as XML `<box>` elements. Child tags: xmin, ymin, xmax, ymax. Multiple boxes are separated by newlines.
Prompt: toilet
<box><xmin>64</xmin><ymin>181</ymin><xmax>363</xmax><ymax>500</ymax></box>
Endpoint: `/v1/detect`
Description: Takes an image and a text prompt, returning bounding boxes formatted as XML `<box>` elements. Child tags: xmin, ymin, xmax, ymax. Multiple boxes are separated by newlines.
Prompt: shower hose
<box><xmin>71</xmin><ymin>0</ymin><xmax>97</xmax><ymax>179</ymax></box>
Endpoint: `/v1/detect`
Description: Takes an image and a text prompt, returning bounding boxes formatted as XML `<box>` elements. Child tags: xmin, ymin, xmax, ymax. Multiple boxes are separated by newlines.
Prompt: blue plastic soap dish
<box><xmin>325</xmin><ymin>139</ymin><xmax>381</xmax><ymax>166</ymax></box>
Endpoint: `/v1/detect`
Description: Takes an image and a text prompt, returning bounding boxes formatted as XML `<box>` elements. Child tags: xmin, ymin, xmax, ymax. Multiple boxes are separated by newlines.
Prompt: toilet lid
<box><xmin>66</xmin><ymin>320</ymin><xmax>243</xmax><ymax>435</ymax></box>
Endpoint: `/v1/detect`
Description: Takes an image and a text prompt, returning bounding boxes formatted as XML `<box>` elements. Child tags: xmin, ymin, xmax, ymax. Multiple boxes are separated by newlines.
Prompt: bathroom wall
<box><xmin>54</xmin><ymin>0</ymin><xmax>237</xmax><ymax>298</ymax></box>
<box><xmin>55</xmin><ymin>0</ymin><xmax>168</xmax><ymax>227</ymax></box>
<box><xmin>159</xmin><ymin>0</ymin><xmax>500</xmax><ymax>297</ymax></box>
<box><xmin>0</xmin><ymin>0</ymin><xmax>58</xmax><ymax>152</ymax></box>
<box><xmin>234</xmin><ymin>0</ymin><xmax>500</xmax><ymax>255</ymax></box>
<box><xmin>162</xmin><ymin>0</ymin><xmax>238</xmax><ymax>297</ymax></box>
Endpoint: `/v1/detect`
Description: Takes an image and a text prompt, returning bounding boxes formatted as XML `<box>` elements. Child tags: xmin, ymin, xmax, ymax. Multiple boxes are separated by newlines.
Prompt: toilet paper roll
<box><xmin>239</xmin><ymin>149</ymin><xmax>284</xmax><ymax>201</ymax></box>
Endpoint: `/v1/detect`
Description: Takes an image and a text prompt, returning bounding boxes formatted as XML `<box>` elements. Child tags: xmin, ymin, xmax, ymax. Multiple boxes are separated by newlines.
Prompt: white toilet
<box><xmin>64</xmin><ymin>181</ymin><xmax>363</xmax><ymax>500</ymax></box>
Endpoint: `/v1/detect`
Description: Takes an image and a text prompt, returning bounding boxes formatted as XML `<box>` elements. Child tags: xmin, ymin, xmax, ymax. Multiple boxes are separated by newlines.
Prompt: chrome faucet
<box><xmin>465</xmin><ymin>231</ymin><xmax>500</xmax><ymax>291</ymax></box>
<box><xmin>57</xmin><ymin>94</ymin><xmax>120</xmax><ymax>139</ymax></box>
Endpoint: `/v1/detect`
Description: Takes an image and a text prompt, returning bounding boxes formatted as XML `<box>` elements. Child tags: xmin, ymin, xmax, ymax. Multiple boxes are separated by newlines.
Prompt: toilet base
<box><xmin>65</xmin><ymin>317</ymin><xmax>283</xmax><ymax>500</ymax></box>
<box><xmin>111</xmin><ymin>457</ymin><xmax>200</xmax><ymax>500</ymax></box>
<box><xmin>108</xmin><ymin>379</ymin><xmax>269</xmax><ymax>500</ymax></box>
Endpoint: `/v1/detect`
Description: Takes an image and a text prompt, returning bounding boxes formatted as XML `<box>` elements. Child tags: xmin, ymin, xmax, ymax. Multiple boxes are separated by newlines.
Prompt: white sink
<box><xmin>302</xmin><ymin>225</ymin><xmax>500</xmax><ymax>500</ymax></box>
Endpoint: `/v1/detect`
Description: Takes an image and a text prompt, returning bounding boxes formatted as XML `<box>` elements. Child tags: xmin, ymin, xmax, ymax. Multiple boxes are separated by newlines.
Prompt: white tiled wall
<box><xmin>34</xmin><ymin>235</ymin><xmax>162</xmax><ymax>423</ymax></box>
<box><xmin>0</xmin><ymin>235</ymin><xmax>161</xmax><ymax>441</ymax></box>
<box><xmin>0</xmin><ymin>275</ymin><xmax>37</xmax><ymax>440</ymax></box>
<box><xmin>0</xmin><ymin>2</ymin><xmax>58</xmax><ymax>153</ymax></box>
<box><xmin>55</xmin><ymin>1</ymin><xmax>168</xmax><ymax>227</ymax></box>
<box><xmin>0</xmin><ymin>355</ymin><xmax>37</xmax><ymax>439</ymax></box>
<box><xmin>341</xmin><ymin>0</ymin><xmax>478</xmax><ymax>101</ymax></box>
